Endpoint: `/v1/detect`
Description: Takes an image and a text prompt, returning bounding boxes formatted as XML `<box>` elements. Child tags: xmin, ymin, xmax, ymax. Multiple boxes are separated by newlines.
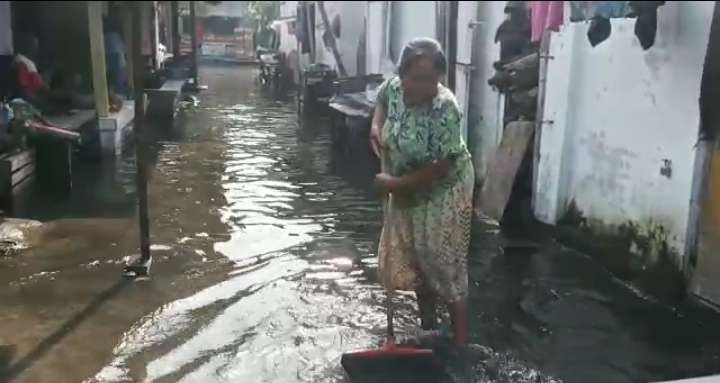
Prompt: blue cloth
<box><xmin>570</xmin><ymin>1</ymin><xmax>630</xmax><ymax>22</ymax></box>
<box><xmin>104</xmin><ymin>32</ymin><xmax>128</xmax><ymax>95</ymax></box>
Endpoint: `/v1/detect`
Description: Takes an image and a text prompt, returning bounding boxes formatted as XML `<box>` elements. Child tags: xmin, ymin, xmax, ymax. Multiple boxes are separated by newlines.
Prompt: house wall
<box><xmin>388</xmin><ymin>1</ymin><xmax>436</xmax><ymax>65</ymax></box>
<box><xmin>314</xmin><ymin>1</ymin><xmax>366</xmax><ymax>76</ymax></box>
<box><xmin>365</xmin><ymin>1</ymin><xmax>385</xmax><ymax>75</ymax></box>
<box><xmin>277</xmin><ymin>1</ymin><xmax>297</xmax><ymax>56</ymax></box>
<box><xmin>533</xmin><ymin>1</ymin><xmax>714</xmax><ymax>265</ymax></box>
<box><xmin>364</xmin><ymin>1</ymin><xmax>436</xmax><ymax>78</ymax></box>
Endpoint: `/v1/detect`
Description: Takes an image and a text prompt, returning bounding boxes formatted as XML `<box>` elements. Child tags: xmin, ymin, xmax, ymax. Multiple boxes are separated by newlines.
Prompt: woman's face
<box><xmin>401</xmin><ymin>56</ymin><xmax>440</xmax><ymax>106</ymax></box>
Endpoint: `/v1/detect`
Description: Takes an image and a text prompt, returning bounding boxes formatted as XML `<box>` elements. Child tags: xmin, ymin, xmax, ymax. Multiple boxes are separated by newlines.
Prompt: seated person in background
<box><xmin>104</xmin><ymin>14</ymin><xmax>129</xmax><ymax>97</ymax></box>
<box><xmin>12</xmin><ymin>33</ymin><xmax>47</xmax><ymax>104</ymax></box>
<box><xmin>12</xmin><ymin>32</ymin><xmax>123</xmax><ymax>114</ymax></box>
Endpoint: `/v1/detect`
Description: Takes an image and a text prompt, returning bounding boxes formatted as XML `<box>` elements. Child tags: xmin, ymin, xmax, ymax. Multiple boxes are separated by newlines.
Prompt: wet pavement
<box><xmin>2</xmin><ymin>66</ymin><xmax>720</xmax><ymax>383</ymax></box>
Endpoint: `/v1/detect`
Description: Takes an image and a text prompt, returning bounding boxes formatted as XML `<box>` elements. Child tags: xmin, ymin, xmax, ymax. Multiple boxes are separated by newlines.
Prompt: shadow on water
<box><xmin>0</xmin><ymin>279</ymin><xmax>131</xmax><ymax>382</ymax></box>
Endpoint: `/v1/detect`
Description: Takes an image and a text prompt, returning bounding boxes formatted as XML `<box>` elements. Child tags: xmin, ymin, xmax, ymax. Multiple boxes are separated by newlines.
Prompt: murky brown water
<box><xmin>2</xmin><ymin>66</ymin><xmax>720</xmax><ymax>383</ymax></box>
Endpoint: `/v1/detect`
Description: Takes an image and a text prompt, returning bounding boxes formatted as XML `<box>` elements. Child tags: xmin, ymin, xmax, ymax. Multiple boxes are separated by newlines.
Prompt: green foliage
<box><xmin>246</xmin><ymin>1</ymin><xmax>279</xmax><ymax>31</ymax></box>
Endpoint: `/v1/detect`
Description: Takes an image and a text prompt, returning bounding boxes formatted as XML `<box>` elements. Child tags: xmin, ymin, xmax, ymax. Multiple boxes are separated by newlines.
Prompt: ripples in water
<box><xmin>88</xmin><ymin>66</ymin><xmax>715</xmax><ymax>383</ymax></box>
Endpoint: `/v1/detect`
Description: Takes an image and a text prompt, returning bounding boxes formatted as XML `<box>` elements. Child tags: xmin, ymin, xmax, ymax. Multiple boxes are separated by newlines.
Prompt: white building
<box><xmin>277</xmin><ymin>1</ymin><xmax>720</xmax><ymax>306</ymax></box>
<box><xmin>532</xmin><ymin>1</ymin><xmax>720</xmax><ymax>306</ymax></box>
<box><xmin>534</xmin><ymin>1</ymin><xmax>711</xmax><ymax>258</ymax></box>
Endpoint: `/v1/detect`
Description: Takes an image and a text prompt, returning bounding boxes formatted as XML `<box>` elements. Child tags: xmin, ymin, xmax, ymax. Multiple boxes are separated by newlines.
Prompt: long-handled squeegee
<box><xmin>341</xmin><ymin>186</ymin><xmax>435</xmax><ymax>376</ymax></box>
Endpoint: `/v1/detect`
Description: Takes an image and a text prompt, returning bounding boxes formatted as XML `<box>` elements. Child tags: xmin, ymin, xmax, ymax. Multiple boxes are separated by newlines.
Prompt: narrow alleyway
<box><xmin>1</xmin><ymin>66</ymin><xmax>720</xmax><ymax>383</ymax></box>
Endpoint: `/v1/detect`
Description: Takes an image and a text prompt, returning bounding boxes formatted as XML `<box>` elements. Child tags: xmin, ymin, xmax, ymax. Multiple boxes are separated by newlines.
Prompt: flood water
<box><xmin>2</xmin><ymin>65</ymin><xmax>720</xmax><ymax>383</ymax></box>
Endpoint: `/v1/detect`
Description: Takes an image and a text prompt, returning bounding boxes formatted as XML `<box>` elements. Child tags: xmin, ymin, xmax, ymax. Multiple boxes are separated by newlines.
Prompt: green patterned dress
<box><xmin>376</xmin><ymin>77</ymin><xmax>474</xmax><ymax>302</ymax></box>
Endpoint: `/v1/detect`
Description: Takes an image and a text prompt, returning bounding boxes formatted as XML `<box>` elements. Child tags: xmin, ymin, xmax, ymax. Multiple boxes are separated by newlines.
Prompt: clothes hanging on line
<box><xmin>570</xmin><ymin>1</ymin><xmax>630</xmax><ymax>22</ymax></box>
<box><xmin>495</xmin><ymin>1</ymin><xmax>531</xmax><ymax>61</ymax></box>
<box><xmin>530</xmin><ymin>1</ymin><xmax>564</xmax><ymax>42</ymax></box>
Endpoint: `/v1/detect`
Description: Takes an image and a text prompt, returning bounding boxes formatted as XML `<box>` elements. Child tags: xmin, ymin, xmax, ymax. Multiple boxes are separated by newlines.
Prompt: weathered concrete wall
<box><xmin>534</xmin><ymin>1</ymin><xmax>714</xmax><ymax>266</ymax></box>
<box><xmin>466</xmin><ymin>1</ymin><xmax>506</xmax><ymax>185</ymax></box>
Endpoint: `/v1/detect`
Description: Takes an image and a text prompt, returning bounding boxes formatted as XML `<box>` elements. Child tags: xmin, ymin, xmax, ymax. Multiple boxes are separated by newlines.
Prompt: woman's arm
<box><xmin>370</xmin><ymin>103</ymin><xmax>385</xmax><ymax>158</ymax></box>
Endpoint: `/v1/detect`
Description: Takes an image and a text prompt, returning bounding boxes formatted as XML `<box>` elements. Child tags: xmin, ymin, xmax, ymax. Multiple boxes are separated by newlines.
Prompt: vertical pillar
<box><xmin>189</xmin><ymin>0</ymin><xmax>199</xmax><ymax>85</ymax></box>
<box><xmin>132</xmin><ymin>2</ymin><xmax>151</xmax><ymax>268</ymax></box>
<box><xmin>150</xmin><ymin>1</ymin><xmax>159</xmax><ymax>69</ymax></box>
<box><xmin>88</xmin><ymin>1</ymin><xmax>110</xmax><ymax>117</ymax></box>
<box><xmin>171</xmin><ymin>1</ymin><xmax>180</xmax><ymax>58</ymax></box>
<box><xmin>122</xmin><ymin>5</ymin><xmax>134</xmax><ymax>94</ymax></box>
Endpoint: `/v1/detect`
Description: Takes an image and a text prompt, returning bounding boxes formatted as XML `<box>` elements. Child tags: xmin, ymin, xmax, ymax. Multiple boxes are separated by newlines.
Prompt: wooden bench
<box><xmin>146</xmin><ymin>79</ymin><xmax>187</xmax><ymax>120</ymax></box>
<box><xmin>44</xmin><ymin>109</ymin><xmax>97</xmax><ymax>132</ymax></box>
<box><xmin>327</xmin><ymin>75</ymin><xmax>384</xmax><ymax>154</ymax></box>
<box><xmin>33</xmin><ymin>109</ymin><xmax>95</xmax><ymax>201</ymax></box>
<box><xmin>0</xmin><ymin>149</ymin><xmax>35</xmax><ymax>214</ymax></box>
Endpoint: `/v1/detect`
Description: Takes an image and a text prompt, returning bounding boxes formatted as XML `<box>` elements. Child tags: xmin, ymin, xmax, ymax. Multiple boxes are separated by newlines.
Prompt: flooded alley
<box><xmin>2</xmin><ymin>66</ymin><xmax>720</xmax><ymax>383</ymax></box>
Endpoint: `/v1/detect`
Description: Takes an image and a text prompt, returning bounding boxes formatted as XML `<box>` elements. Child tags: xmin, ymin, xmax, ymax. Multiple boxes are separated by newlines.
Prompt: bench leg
<box><xmin>35</xmin><ymin>138</ymin><xmax>72</xmax><ymax>200</ymax></box>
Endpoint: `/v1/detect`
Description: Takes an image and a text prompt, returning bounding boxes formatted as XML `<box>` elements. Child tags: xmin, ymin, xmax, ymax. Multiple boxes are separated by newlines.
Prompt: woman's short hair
<box><xmin>397</xmin><ymin>37</ymin><xmax>447</xmax><ymax>77</ymax></box>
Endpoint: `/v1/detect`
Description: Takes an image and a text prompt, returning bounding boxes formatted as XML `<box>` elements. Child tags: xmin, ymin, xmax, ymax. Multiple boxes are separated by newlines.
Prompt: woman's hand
<box><xmin>375</xmin><ymin>173</ymin><xmax>401</xmax><ymax>194</ymax></box>
<box><xmin>378</xmin><ymin>159</ymin><xmax>452</xmax><ymax>195</ymax></box>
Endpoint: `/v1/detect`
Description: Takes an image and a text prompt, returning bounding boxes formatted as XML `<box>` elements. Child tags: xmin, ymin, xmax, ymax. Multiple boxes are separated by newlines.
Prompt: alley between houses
<box><xmin>1</xmin><ymin>66</ymin><xmax>720</xmax><ymax>383</ymax></box>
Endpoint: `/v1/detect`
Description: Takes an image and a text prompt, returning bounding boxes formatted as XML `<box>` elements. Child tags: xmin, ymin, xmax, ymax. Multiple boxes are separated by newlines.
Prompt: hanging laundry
<box><xmin>531</xmin><ymin>1</ymin><xmax>564</xmax><ymax>43</ymax></box>
<box><xmin>570</xmin><ymin>1</ymin><xmax>629</xmax><ymax>22</ymax></box>
<box><xmin>634</xmin><ymin>11</ymin><xmax>658</xmax><ymax>49</ymax></box>
<box><xmin>628</xmin><ymin>1</ymin><xmax>665</xmax><ymax>50</ymax></box>
<box><xmin>587</xmin><ymin>16</ymin><xmax>612</xmax><ymax>47</ymax></box>
<box><xmin>569</xmin><ymin>2</ymin><xmax>631</xmax><ymax>47</ymax></box>
<box><xmin>495</xmin><ymin>1</ymin><xmax>531</xmax><ymax>61</ymax></box>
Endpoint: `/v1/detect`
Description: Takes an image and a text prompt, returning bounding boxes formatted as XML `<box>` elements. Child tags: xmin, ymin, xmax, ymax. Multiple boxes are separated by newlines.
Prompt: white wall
<box><xmin>0</xmin><ymin>1</ymin><xmax>12</xmax><ymax>55</ymax></box>
<box><xmin>534</xmin><ymin>1</ymin><xmax>714</xmax><ymax>261</ymax></box>
<box><xmin>312</xmin><ymin>1</ymin><xmax>366</xmax><ymax>76</ymax></box>
<box><xmin>277</xmin><ymin>1</ymin><xmax>297</xmax><ymax>55</ymax></box>
<box><xmin>455</xmin><ymin>1</ymin><xmax>479</xmax><ymax>141</ymax></box>
<box><xmin>365</xmin><ymin>1</ymin><xmax>383</xmax><ymax>75</ymax></box>
<box><xmin>280</xmin><ymin>1</ymin><xmax>296</xmax><ymax>19</ymax></box>
<box><xmin>389</xmin><ymin>1</ymin><xmax>436</xmax><ymax>65</ymax></box>
<box><xmin>466</xmin><ymin>1</ymin><xmax>506</xmax><ymax>185</ymax></box>
<box><xmin>364</xmin><ymin>1</ymin><xmax>437</xmax><ymax>78</ymax></box>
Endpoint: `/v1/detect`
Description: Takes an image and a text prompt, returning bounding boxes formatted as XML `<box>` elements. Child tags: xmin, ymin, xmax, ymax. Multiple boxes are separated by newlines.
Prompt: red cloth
<box><xmin>531</xmin><ymin>1</ymin><xmax>565</xmax><ymax>42</ymax></box>
<box><xmin>16</xmin><ymin>62</ymin><xmax>46</xmax><ymax>98</ymax></box>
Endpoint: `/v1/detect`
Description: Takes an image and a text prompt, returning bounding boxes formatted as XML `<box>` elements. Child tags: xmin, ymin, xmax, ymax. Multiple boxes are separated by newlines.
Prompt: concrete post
<box><xmin>132</xmin><ymin>1</ymin><xmax>151</xmax><ymax>271</ymax></box>
<box><xmin>190</xmin><ymin>0</ymin><xmax>199</xmax><ymax>85</ymax></box>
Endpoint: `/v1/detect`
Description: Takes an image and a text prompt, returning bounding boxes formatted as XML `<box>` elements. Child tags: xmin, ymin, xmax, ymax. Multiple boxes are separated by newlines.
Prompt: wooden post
<box><xmin>190</xmin><ymin>0</ymin><xmax>199</xmax><ymax>85</ymax></box>
<box><xmin>88</xmin><ymin>1</ymin><xmax>110</xmax><ymax>117</ymax></box>
<box><xmin>122</xmin><ymin>4</ymin><xmax>135</xmax><ymax>94</ymax></box>
<box><xmin>171</xmin><ymin>1</ymin><xmax>180</xmax><ymax>58</ymax></box>
<box><xmin>129</xmin><ymin>1</ymin><xmax>152</xmax><ymax>274</ymax></box>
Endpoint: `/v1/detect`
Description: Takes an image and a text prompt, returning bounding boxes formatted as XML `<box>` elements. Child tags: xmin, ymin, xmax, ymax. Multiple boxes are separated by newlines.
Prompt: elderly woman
<box><xmin>371</xmin><ymin>38</ymin><xmax>474</xmax><ymax>346</ymax></box>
